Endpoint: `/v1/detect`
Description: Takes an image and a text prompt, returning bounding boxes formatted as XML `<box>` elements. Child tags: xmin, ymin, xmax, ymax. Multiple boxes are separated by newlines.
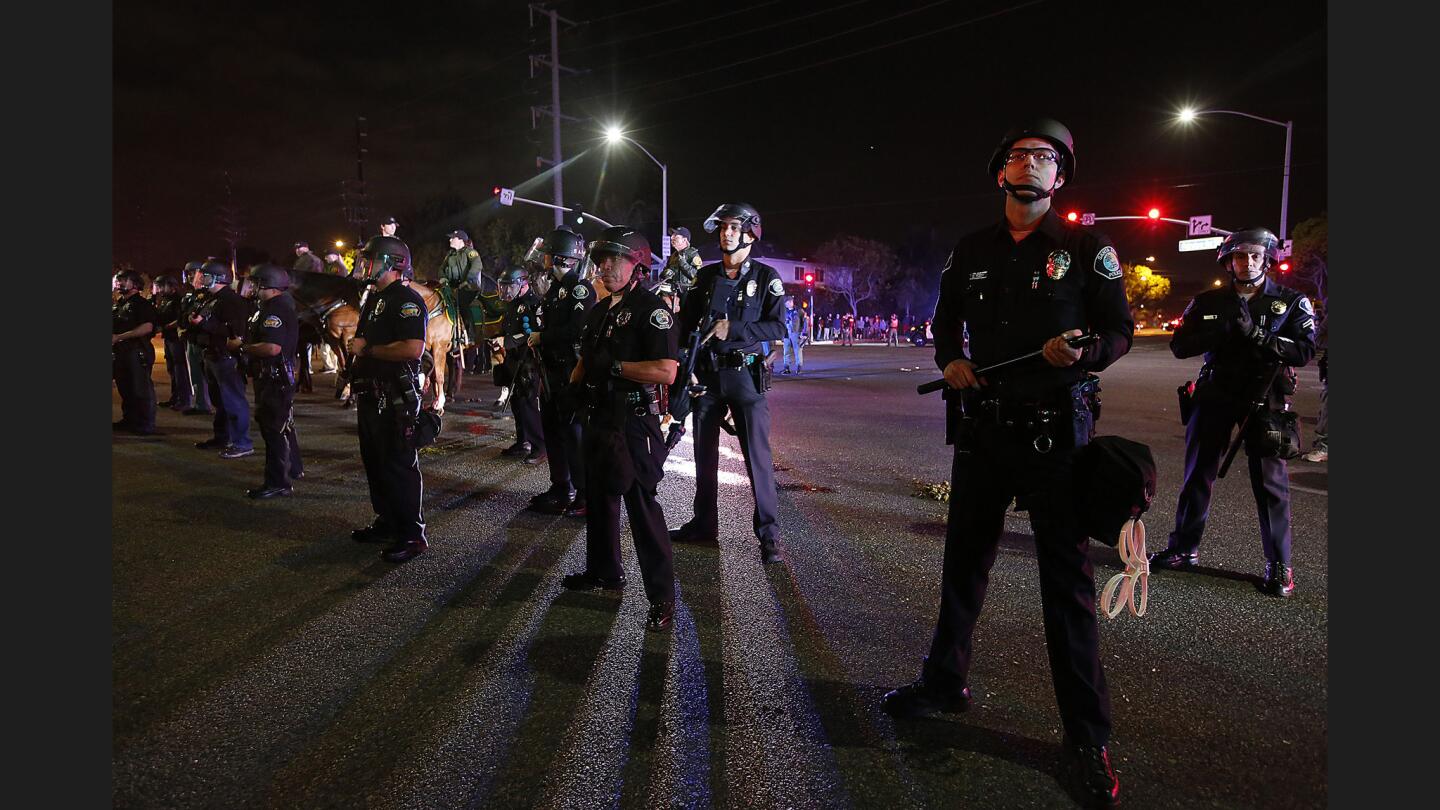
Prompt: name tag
<box><xmin>1202</xmin><ymin>314</ymin><xmax>1218</xmax><ymax>320</ymax></box>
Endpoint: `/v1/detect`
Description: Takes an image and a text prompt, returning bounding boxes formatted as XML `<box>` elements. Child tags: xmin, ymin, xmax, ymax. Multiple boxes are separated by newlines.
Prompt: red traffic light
<box><xmin>1066</xmin><ymin>211</ymin><xmax>1078</xmax><ymax>222</ymax></box>
<box><xmin>1147</xmin><ymin>208</ymin><xmax>1161</xmax><ymax>220</ymax></box>
<box><xmin>1278</xmin><ymin>261</ymin><xmax>1291</xmax><ymax>273</ymax></box>
<box><xmin>492</xmin><ymin>185</ymin><xmax>502</xmax><ymax>196</ymax></box>
<box><xmin>804</xmin><ymin>273</ymin><xmax>814</xmax><ymax>284</ymax></box>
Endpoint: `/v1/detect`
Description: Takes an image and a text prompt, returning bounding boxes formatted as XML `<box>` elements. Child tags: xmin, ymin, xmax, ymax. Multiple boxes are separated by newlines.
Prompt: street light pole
<box><xmin>605</xmin><ymin>128</ymin><xmax>670</xmax><ymax>266</ymax></box>
<box><xmin>1177</xmin><ymin>108</ymin><xmax>1294</xmax><ymax>241</ymax></box>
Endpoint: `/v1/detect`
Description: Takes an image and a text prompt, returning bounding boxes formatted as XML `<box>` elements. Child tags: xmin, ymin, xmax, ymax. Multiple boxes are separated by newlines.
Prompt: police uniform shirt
<box><xmin>354</xmin><ymin>281</ymin><xmax>427</xmax><ymax>380</ymax></box>
<box><xmin>537</xmin><ymin>270</ymin><xmax>596</xmax><ymax>362</ymax></box>
<box><xmin>933</xmin><ymin>208</ymin><xmax>1134</xmax><ymax>401</ymax></box>
<box><xmin>442</xmin><ymin>248</ymin><xmax>483</xmax><ymax>285</ymax></box>
<box><xmin>501</xmin><ymin>290</ymin><xmax>542</xmax><ymax>352</ymax></box>
<box><xmin>679</xmin><ymin>259</ymin><xmax>787</xmax><ymax>355</ymax></box>
<box><xmin>580</xmin><ymin>285</ymin><xmax>681</xmax><ymax>383</ymax></box>
<box><xmin>180</xmin><ymin>289</ymin><xmax>209</xmax><ymax>340</ymax></box>
<box><xmin>1170</xmin><ymin>277</ymin><xmax>1316</xmax><ymax>398</ymax></box>
<box><xmin>154</xmin><ymin>294</ymin><xmax>184</xmax><ymax>340</ymax></box>
<box><xmin>200</xmin><ymin>288</ymin><xmax>254</xmax><ymax>351</ymax></box>
<box><xmin>113</xmin><ymin>293</ymin><xmax>159</xmax><ymax>350</ymax></box>
<box><xmin>246</xmin><ymin>293</ymin><xmax>300</xmax><ymax>364</ymax></box>
<box><xmin>662</xmin><ymin>246</ymin><xmax>703</xmax><ymax>290</ymax></box>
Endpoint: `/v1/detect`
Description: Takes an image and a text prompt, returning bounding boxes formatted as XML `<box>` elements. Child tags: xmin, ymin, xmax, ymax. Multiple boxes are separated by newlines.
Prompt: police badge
<box><xmin>746</xmin><ymin>279</ymin><xmax>758</xmax><ymax>298</ymax></box>
<box><xmin>375</xmin><ymin>299</ymin><xmax>387</xmax><ymax>316</ymax></box>
<box><xmin>1271</xmin><ymin>300</ymin><xmax>1287</xmax><ymax>315</ymax></box>
<box><xmin>559</xmin><ymin>288</ymin><xmax>568</xmax><ymax>299</ymax></box>
<box><xmin>617</xmin><ymin>310</ymin><xmax>632</xmax><ymax>326</ymax></box>
<box><xmin>1046</xmin><ymin>250</ymin><xmax>1071</xmax><ymax>280</ymax></box>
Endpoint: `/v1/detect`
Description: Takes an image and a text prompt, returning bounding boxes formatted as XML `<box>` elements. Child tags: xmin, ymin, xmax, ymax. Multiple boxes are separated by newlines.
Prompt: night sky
<box><xmin>114</xmin><ymin>0</ymin><xmax>1326</xmax><ymax>298</ymax></box>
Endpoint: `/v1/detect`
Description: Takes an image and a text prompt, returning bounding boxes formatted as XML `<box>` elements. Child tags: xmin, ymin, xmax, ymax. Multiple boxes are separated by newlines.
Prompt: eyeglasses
<box><xmin>1004</xmin><ymin>148</ymin><xmax>1059</xmax><ymax>165</ymax></box>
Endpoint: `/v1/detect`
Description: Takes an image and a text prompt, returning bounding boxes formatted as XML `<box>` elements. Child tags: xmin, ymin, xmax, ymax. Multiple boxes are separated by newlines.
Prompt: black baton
<box><xmin>917</xmin><ymin>333</ymin><xmax>1099</xmax><ymax>395</ymax></box>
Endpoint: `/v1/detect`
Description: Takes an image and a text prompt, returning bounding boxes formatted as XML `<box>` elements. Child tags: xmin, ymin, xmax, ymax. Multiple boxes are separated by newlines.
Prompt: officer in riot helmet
<box><xmin>560</xmin><ymin>226</ymin><xmax>680</xmax><ymax>633</ymax></box>
<box><xmin>669</xmin><ymin>202</ymin><xmax>788</xmax><ymax>565</ymax></box>
<box><xmin>151</xmin><ymin>274</ymin><xmax>190</xmax><ymax>410</ymax></box>
<box><xmin>111</xmin><ymin>269</ymin><xmax>160</xmax><ymax>434</ymax></box>
<box><xmin>881</xmin><ymin>118</ymin><xmax>1133</xmax><ymax>808</ymax></box>
<box><xmin>494</xmin><ymin>266</ymin><xmax>546</xmax><ymax>460</ymax></box>
<box><xmin>525</xmin><ymin>227</ymin><xmax>596</xmax><ymax>514</ymax></box>
<box><xmin>1150</xmin><ymin>227</ymin><xmax>1316</xmax><ymax>598</ymax></box>
<box><xmin>190</xmin><ymin>259</ymin><xmax>256</xmax><ymax>457</ymax></box>
<box><xmin>239</xmin><ymin>264</ymin><xmax>304</xmax><ymax>498</ymax></box>
<box><xmin>348</xmin><ymin>235</ymin><xmax>431</xmax><ymax>562</ymax></box>
<box><xmin>179</xmin><ymin>260</ymin><xmax>215</xmax><ymax>414</ymax></box>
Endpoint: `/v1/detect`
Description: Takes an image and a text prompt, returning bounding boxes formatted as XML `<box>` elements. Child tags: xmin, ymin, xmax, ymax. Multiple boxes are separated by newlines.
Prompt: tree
<box><xmin>1290</xmin><ymin>213</ymin><xmax>1327</xmax><ymax>318</ymax></box>
<box><xmin>813</xmin><ymin>235</ymin><xmax>898</xmax><ymax>316</ymax></box>
<box><xmin>1122</xmin><ymin>263</ymin><xmax>1171</xmax><ymax>310</ymax></box>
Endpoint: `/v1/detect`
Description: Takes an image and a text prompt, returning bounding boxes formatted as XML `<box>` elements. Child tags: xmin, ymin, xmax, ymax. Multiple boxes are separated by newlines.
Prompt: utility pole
<box><xmin>354</xmin><ymin>115</ymin><xmax>370</xmax><ymax>244</ymax></box>
<box><xmin>217</xmin><ymin>171</ymin><xmax>244</xmax><ymax>277</ymax></box>
<box><xmin>528</xmin><ymin>4</ymin><xmax>583</xmax><ymax>228</ymax></box>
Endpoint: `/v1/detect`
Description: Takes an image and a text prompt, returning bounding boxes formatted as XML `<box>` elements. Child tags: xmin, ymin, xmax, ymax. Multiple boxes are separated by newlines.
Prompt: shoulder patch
<box><xmin>1094</xmin><ymin>245</ymin><xmax>1122</xmax><ymax>280</ymax></box>
<box><xmin>572</xmin><ymin>285</ymin><xmax>589</xmax><ymax>299</ymax></box>
<box><xmin>769</xmin><ymin>277</ymin><xmax>785</xmax><ymax>297</ymax></box>
<box><xmin>263</xmin><ymin>315</ymin><xmax>282</xmax><ymax>329</ymax></box>
<box><xmin>399</xmin><ymin>302</ymin><xmax>422</xmax><ymax>318</ymax></box>
<box><xmin>650</xmin><ymin>308</ymin><xmax>674</xmax><ymax>330</ymax></box>
<box><xmin>467</xmin><ymin>249</ymin><xmax>479</xmax><ymax>259</ymax></box>
<box><xmin>692</xmin><ymin>255</ymin><xmax>703</xmax><ymax>268</ymax></box>
<box><xmin>1298</xmin><ymin>296</ymin><xmax>1314</xmax><ymax>314</ymax></box>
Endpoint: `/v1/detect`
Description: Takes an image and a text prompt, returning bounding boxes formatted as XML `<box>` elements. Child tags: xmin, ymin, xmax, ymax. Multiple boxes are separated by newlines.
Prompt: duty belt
<box><xmin>708</xmin><ymin>349</ymin><xmax>760</xmax><ymax>370</ymax></box>
<box><xmin>594</xmin><ymin>385</ymin><xmax>663</xmax><ymax>417</ymax></box>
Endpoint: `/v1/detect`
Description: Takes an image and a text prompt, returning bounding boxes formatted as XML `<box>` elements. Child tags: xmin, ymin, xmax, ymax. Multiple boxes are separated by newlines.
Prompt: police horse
<box><xmin>406</xmin><ymin>280</ymin><xmax>457</xmax><ymax>415</ymax></box>
<box><xmin>288</xmin><ymin>270</ymin><xmax>363</xmax><ymax>405</ymax></box>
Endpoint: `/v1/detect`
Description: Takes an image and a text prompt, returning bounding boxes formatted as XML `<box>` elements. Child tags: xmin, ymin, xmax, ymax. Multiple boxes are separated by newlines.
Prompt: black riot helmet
<box><xmin>498</xmin><ymin>266</ymin><xmax>528</xmax><ymax>286</ymax></box>
<box><xmin>356</xmin><ymin>235</ymin><xmax>413</xmax><ymax>282</ymax></box>
<box><xmin>541</xmin><ymin>227</ymin><xmax>587</xmax><ymax>262</ymax></box>
<box><xmin>249</xmin><ymin>263</ymin><xmax>292</xmax><ymax>291</ymax></box>
<box><xmin>987</xmin><ymin>118</ymin><xmax>1076</xmax><ymax>200</ymax></box>
<box><xmin>1216</xmin><ymin>227</ymin><xmax>1280</xmax><ymax>284</ymax></box>
<box><xmin>703</xmin><ymin>202</ymin><xmax>763</xmax><ymax>241</ymax></box>
<box><xmin>112</xmin><ymin>269</ymin><xmax>144</xmax><ymax>294</ymax></box>
<box><xmin>1216</xmin><ymin>227</ymin><xmax>1281</xmax><ymax>265</ymax></box>
<box><xmin>200</xmin><ymin>259</ymin><xmax>232</xmax><ymax>287</ymax></box>
<box><xmin>588</xmin><ymin>226</ymin><xmax>652</xmax><ymax>270</ymax></box>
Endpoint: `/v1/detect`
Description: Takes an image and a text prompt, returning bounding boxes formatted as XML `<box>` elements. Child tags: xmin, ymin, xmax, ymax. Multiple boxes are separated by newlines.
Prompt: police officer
<box><xmin>348</xmin><ymin>235</ymin><xmax>430</xmax><ymax>563</ymax></box>
<box><xmin>322</xmin><ymin>245</ymin><xmax>348</xmax><ymax>276</ymax></box>
<box><xmin>525</xmin><ymin>227</ymin><xmax>596</xmax><ymax>515</ymax></box>
<box><xmin>1150</xmin><ymin>228</ymin><xmax>1316</xmax><ymax>597</ymax></box>
<box><xmin>494</xmin><ymin>267</ymin><xmax>545</xmax><ymax>460</ymax></box>
<box><xmin>439</xmin><ymin>229</ymin><xmax>483</xmax><ymax>351</ymax></box>
<box><xmin>179</xmin><ymin>260</ymin><xmax>214</xmax><ymax>415</ymax></box>
<box><xmin>240</xmin><ymin>264</ymin><xmax>304</xmax><ymax>499</ymax></box>
<box><xmin>561</xmin><ymin>226</ymin><xmax>679</xmax><ymax>633</ymax></box>
<box><xmin>780</xmin><ymin>296</ymin><xmax>807</xmax><ymax>374</ymax></box>
<box><xmin>658</xmin><ymin>226</ymin><xmax>703</xmax><ymax>310</ymax></box>
<box><xmin>111</xmin><ymin>269</ymin><xmax>159</xmax><ymax>434</ymax></box>
<box><xmin>292</xmin><ymin>241</ymin><xmax>324</xmax><ymax>275</ymax></box>
<box><xmin>378</xmin><ymin>216</ymin><xmax>399</xmax><ymax>239</ymax></box>
<box><xmin>669</xmin><ymin>202</ymin><xmax>787</xmax><ymax>565</ymax></box>
<box><xmin>880</xmin><ymin>119</ymin><xmax>1132</xmax><ymax>808</ymax></box>
<box><xmin>151</xmin><ymin>275</ymin><xmax>190</xmax><ymax>410</ymax></box>
<box><xmin>190</xmin><ymin>260</ymin><xmax>256</xmax><ymax>458</ymax></box>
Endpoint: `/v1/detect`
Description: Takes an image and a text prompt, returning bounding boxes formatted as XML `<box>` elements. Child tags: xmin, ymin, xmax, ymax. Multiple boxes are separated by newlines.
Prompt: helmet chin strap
<box><xmin>721</xmin><ymin>234</ymin><xmax>755</xmax><ymax>256</ymax></box>
<box><xmin>1002</xmin><ymin>180</ymin><xmax>1055</xmax><ymax>202</ymax></box>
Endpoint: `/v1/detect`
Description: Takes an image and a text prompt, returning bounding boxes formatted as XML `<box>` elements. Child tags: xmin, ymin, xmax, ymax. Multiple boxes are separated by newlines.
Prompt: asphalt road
<box><xmin>112</xmin><ymin>337</ymin><xmax>1327</xmax><ymax>808</ymax></box>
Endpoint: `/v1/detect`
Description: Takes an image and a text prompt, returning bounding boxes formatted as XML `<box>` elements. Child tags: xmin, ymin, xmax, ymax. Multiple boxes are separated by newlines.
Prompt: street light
<box><xmin>1176</xmin><ymin>107</ymin><xmax>1294</xmax><ymax>241</ymax></box>
<box><xmin>603</xmin><ymin>125</ymin><xmax>670</xmax><ymax>264</ymax></box>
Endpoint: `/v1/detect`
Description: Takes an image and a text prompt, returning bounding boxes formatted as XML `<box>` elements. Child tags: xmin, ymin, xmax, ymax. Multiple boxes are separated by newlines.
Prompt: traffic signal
<box><xmin>1147</xmin><ymin>208</ymin><xmax>1161</xmax><ymax>220</ymax></box>
<box><xmin>1278</xmin><ymin>261</ymin><xmax>1291</xmax><ymax>273</ymax></box>
<box><xmin>568</xmin><ymin>203</ymin><xmax>586</xmax><ymax>228</ymax></box>
<box><xmin>492</xmin><ymin>185</ymin><xmax>501</xmax><ymax>196</ymax></box>
<box><xmin>1066</xmin><ymin>211</ymin><xmax>1079</xmax><ymax>222</ymax></box>
<box><xmin>804</xmin><ymin>272</ymin><xmax>815</xmax><ymax>290</ymax></box>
